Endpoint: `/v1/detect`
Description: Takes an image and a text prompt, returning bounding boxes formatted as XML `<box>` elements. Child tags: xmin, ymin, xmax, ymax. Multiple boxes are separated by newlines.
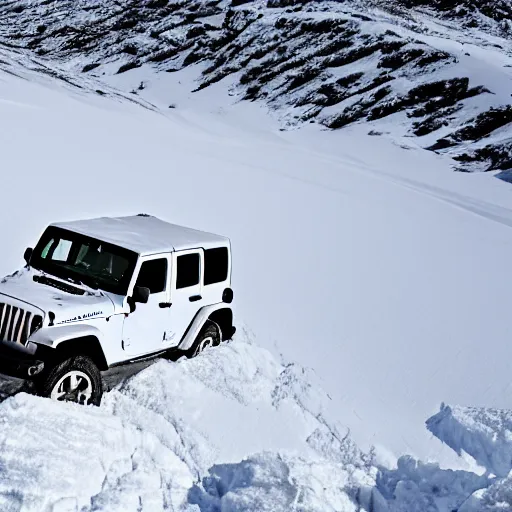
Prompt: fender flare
<box><xmin>178</xmin><ymin>304</ymin><xmax>232</xmax><ymax>351</ymax></box>
<box><xmin>29</xmin><ymin>324</ymin><xmax>105</xmax><ymax>349</ymax></box>
<box><xmin>29</xmin><ymin>324</ymin><xmax>109</xmax><ymax>370</ymax></box>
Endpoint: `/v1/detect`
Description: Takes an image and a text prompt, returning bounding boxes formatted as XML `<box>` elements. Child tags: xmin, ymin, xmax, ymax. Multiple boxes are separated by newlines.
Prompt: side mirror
<box><xmin>132</xmin><ymin>286</ymin><xmax>150</xmax><ymax>304</ymax></box>
<box><xmin>24</xmin><ymin>247</ymin><xmax>33</xmax><ymax>266</ymax></box>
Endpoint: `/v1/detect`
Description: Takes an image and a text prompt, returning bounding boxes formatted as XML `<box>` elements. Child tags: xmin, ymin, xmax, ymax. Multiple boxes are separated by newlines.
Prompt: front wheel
<box><xmin>36</xmin><ymin>355</ymin><xmax>103</xmax><ymax>406</ymax></box>
<box><xmin>187</xmin><ymin>322</ymin><xmax>220</xmax><ymax>358</ymax></box>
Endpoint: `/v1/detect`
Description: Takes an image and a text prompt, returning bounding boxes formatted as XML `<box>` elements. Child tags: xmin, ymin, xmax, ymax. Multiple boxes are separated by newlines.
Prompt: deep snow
<box><xmin>427</xmin><ymin>403</ymin><xmax>512</xmax><ymax>511</ymax></box>
<box><xmin>0</xmin><ymin>332</ymin><xmax>380</xmax><ymax>511</ymax></box>
<box><xmin>428</xmin><ymin>404</ymin><xmax>512</xmax><ymax>478</ymax></box>
<box><xmin>2</xmin><ymin>42</ymin><xmax>512</xmax><ymax>510</ymax></box>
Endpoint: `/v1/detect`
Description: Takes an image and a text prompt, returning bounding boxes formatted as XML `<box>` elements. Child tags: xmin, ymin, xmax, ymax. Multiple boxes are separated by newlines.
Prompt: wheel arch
<box><xmin>29</xmin><ymin>324</ymin><xmax>109</xmax><ymax>370</ymax></box>
<box><xmin>33</xmin><ymin>335</ymin><xmax>108</xmax><ymax>371</ymax></box>
<box><xmin>208</xmin><ymin>308</ymin><xmax>234</xmax><ymax>342</ymax></box>
<box><xmin>178</xmin><ymin>304</ymin><xmax>234</xmax><ymax>351</ymax></box>
<box><xmin>51</xmin><ymin>336</ymin><xmax>109</xmax><ymax>371</ymax></box>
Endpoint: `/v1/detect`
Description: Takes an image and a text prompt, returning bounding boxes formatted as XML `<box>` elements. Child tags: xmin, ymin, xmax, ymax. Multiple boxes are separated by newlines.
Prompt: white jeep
<box><xmin>0</xmin><ymin>214</ymin><xmax>235</xmax><ymax>405</ymax></box>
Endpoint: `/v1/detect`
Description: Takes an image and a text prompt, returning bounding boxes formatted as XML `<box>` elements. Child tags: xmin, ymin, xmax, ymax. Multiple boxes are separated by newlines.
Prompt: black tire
<box><xmin>187</xmin><ymin>322</ymin><xmax>220</xmax><ymax>358</ymax></box>
<box><xmin>36</xmin><ymin>355</ymin><xmax>103</xmax><ymax>406</ymax></box>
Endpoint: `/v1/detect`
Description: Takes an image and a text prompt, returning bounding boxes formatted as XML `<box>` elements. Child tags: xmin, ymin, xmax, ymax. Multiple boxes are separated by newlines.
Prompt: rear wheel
<box><xmin>187</xmin><ymin>322</ymin><xmax>220</xmax><ymax>358</ymax></box>
<box><xmin>37</xmin><ymin>355</ymin><xmax>102</xmax><ymax>406</ymax></box>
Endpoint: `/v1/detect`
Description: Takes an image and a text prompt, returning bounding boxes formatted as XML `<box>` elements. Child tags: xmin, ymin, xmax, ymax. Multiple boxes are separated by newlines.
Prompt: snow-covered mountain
<box><xmin>371</xmin><ymin>0</ymin><xmax>512</xmax><ymax>36</ymax></box>
<box><xmin>1</xmin><ymin>0</ymin><xmax>512</xmax><ymax>174</ymax></box>
<box><xmin>2</xmin><ymin>1</ymin><xmax>512</xmax><ymax>510</ymax></box>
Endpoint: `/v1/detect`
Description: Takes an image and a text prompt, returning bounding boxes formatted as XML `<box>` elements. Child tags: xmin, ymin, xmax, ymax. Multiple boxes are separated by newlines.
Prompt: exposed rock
<box><xmin>0</xmin><ymin>0</ymin><xmax>511</xmax><ymax>173</ymax></box>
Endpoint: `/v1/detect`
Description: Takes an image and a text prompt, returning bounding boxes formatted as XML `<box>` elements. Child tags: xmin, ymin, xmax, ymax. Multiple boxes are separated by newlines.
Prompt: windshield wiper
<box><xmin>48</xmin><ymin>266</ymin><xmax>99</xmax><ymax>290</ymax></box>
<box><xmin>66</xmin><ymin>276</ymin><xmax>84</xmax><ymax>286</ymax></box>
<box><xmin>33</xmin><ymin>275</ymin><xmax>85</xmax><ymax>296</ymax></box>
<box><xmin>75</xmin><ymin>276</ymin><xmax>99</xmax><ymax>290</ymax></box>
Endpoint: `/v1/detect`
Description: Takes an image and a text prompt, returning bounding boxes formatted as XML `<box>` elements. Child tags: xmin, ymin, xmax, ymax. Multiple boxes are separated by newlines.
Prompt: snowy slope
<box><xmin>371</xmin><ymin>0</ymin><xmax>512</xmax><ymax>37</ymax></box>
<box><xmin>0</xmin><ymin>334</ymin><xmax>377</xmax><ymax>511</ymax></box>
<box><xmin>2</xmin><ymin>29</ymin><xmax>512</xmax><ymax>510</ymax></box>
<box><xmin>3</xmin><ymin>37</ymin><xmax>512</xmax><ymax>461</ymax></box>
<box><xmin>1</xmin><ymin>333</ymin><xmax>487</xmax><ymax>512</ymax></box>
<box><xmin>2</xmin><ymin>0</ymin><xmax>512</xmax><ymax>173</ymax></box>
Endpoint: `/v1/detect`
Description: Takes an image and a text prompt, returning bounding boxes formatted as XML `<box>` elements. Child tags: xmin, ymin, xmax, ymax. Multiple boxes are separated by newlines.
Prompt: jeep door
<box><xmin>165</xmin><ymin>248</ymin><xmax>204</xmax><ymax>348</ymax></box>
<box><xmin>122</xmin><ymin>254</ymin><xmax>171</xmax><ymax>356</ymax></box>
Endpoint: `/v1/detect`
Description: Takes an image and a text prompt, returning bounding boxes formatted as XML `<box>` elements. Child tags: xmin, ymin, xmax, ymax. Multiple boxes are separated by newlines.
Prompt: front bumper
<box><xmin>0</xmin><ymin>340</ymin><xmax>45</xmax><ymax>379</ymax></box>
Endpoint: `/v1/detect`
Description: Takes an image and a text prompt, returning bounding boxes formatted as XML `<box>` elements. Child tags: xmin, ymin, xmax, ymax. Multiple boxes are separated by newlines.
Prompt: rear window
<box><xmin>204</xmin><ymin>247</ymin><xmax>229</xmax><ymax>285</ymax></box>
<box><xmin>176</xmin><ymin>253</ymin><xmax>200</xmax><ymax>289</ymax></box>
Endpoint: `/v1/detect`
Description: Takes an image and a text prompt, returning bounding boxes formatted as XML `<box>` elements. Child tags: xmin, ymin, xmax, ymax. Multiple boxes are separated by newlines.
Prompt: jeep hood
<box><xmin>0</xmin><ymin>269</ymin><xmax>115</xmax><ymax>325</ymax></box>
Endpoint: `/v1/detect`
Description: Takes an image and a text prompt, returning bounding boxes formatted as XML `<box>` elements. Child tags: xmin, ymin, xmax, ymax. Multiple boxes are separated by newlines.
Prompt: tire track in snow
<box><xmin>286</xmin><ymin>138</ymin><xmax>512</xmax><ymax>230</ymax></box>
<box><xmin>372</xmin><ymin>171</ymin><xmax>512</xmax><ymax>230</ymax></box>
<box><xmin>217</xmin><ymin>128</ymin><xmax>512</xmax><ymax>230</ymax></box>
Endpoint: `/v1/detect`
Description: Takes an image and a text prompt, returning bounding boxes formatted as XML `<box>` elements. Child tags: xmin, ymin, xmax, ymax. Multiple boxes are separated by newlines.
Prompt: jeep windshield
<box><xmin>30</xmin><ymin>227</ymin><xmax>138</xmax><ymax>295</ymax></box>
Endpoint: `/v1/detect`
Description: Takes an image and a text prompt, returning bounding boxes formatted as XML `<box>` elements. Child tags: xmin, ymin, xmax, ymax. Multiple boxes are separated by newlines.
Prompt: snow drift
<box><xmin>427</xmin><ymin>404</ymin><xmax>512</xmax><ymax>511</ymax></box>
<box><xmin>1</xmin><ymin>338</ymin><xmax>510</xmax><ymax>512</ymax></box>
<box><xmin>0</xmin><ymin>334</ymin><xmax>381</xmax><ymax>512</ymax></box>
<box><xmin>428</xmin><ymin>404</ymin><xmax>512</xmax><ymax>478</ymax></box>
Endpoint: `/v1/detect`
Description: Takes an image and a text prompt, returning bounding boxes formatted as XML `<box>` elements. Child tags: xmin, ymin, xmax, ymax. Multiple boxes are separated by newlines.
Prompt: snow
<box><xmin>0</xmin><ymin>336</ymin><xmax>377</xmax><ymax>511</ymax></box>
<box><xmin>427</xmin><ymin>404</ymin><xmax>512</xmax><ymax>478</ymax></box>
<box><xmin>188</xmin><ymin>453</ymin><xmax>373</xmax><ymax>512</ymax></box>
<box><xmin>0</xmin><ymin>391</ymin><xmax>187</xmax><ymax>512</ymax></box>
<box><xmin>425</xmin><ymin>404</ymin><xmax>512</xmax><ymax>511</ymax></box>
<box><xmin>6</xmin><ymin>0</ymin><xmax>512</xmax><ymax>170</ymax></box>
<box><xmin>377</xmin><ymin>455</ymin><xmax>488</xmax><ymax>512</ymax></box>
<box><xmin>2</xmin><ymin>30</ymin><xmax>512</xmax><ymax>509</ymax></box>
<box><xmin>459</xmin><ymin>475</ymin><xmax>512</xmax><ymax>511</ymax></box>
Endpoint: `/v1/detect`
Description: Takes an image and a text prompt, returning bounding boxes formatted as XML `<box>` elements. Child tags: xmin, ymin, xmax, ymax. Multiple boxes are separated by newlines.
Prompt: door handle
<box><xmin>159</xmin><ymin>302</ymin><xmax>172</xmax><ymax>308</ymax></box>
<box><xmin>189</xmin><ymin>295</ymin><xmax>202</xmax><ymax>302</ymax></box>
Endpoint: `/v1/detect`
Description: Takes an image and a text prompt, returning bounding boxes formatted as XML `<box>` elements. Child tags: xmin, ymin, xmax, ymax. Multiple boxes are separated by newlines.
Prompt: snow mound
<box><xmin>427</xmin><ymin>403</ymin><xmax>512</xmax><ymax>477</ymax></box>
<box><xmin>188</xmin><ymin>452</ymin><xmax>379</xmax><ymax>512</ymax></box>
<box><xmin>3</xmin><ymin>342</ymin><xmax>507</xmax><ymax>512</ymax></box>
<box><xmin>377</xmin><ymin>455</ymin><xmax>488</xmax><ymax>512</ymax></box>
<box><xmin>425</xmin><ymin>403</ymin><xmax>512</xmax><ymax>511</ymax></box>
<box><xmin>458</xmin><ymin>473</ymin><xmax>512</xmax><ymax>511</ymax></box>
<box><xmin>0</xmin><ymin>392</ymin><xmax>193</xmax><ymax>512</ymax></box>
<box><xmin>0</xmin><ymin>337</ymin><xmax>378</xmax><ymax>511</ymax></box>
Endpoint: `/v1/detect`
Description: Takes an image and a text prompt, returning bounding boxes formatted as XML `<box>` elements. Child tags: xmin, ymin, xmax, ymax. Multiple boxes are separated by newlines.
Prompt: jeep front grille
<box><xmin>0</xmin><ymin>303</ymin><xmax>43</xmax><ymax>345</ymax></box>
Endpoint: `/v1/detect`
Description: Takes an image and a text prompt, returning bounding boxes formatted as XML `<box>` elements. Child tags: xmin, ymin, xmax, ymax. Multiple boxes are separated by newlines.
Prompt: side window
<box><xmin>135</xmin><ymin>258</ymin><xmax>167</xmax><ymax>294</ymax></box>
<box><xmin>204</xmin><ymin>247</ymin><xmax>229</xmax><ymax>285</ymax></box>
<box><xmin>176</xmin><ymin>253</ymin><xmax>200</xmax><ymax>289</ymax></box>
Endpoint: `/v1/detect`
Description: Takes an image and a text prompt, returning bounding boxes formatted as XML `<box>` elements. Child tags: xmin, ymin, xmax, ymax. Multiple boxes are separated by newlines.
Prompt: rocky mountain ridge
<box><xmin>1</xmin><ymin>0</ymin><xmax>512</xmax><ymax>174</ymax></box>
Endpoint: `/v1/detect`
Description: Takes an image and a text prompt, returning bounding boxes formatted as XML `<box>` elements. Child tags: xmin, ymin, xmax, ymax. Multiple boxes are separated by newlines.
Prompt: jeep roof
<box><xmin>50</xmin><ymin>215</ymin><xmax>230</xmax><ymax>256</ymax></box>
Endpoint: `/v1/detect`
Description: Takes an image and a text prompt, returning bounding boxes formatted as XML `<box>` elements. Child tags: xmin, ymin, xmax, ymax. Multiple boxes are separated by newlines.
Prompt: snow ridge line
<box><xmin>427</xmin><ymin>403</ymin><xmax>512</xmax><ymax>478</ymax></box>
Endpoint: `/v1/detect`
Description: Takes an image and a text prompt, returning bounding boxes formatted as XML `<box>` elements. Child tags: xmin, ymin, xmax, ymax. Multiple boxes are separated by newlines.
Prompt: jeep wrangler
<box><xmin>0</xmin><ymin>214</ymin><xmax>235</xmax><ymax>405</ymax></box>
